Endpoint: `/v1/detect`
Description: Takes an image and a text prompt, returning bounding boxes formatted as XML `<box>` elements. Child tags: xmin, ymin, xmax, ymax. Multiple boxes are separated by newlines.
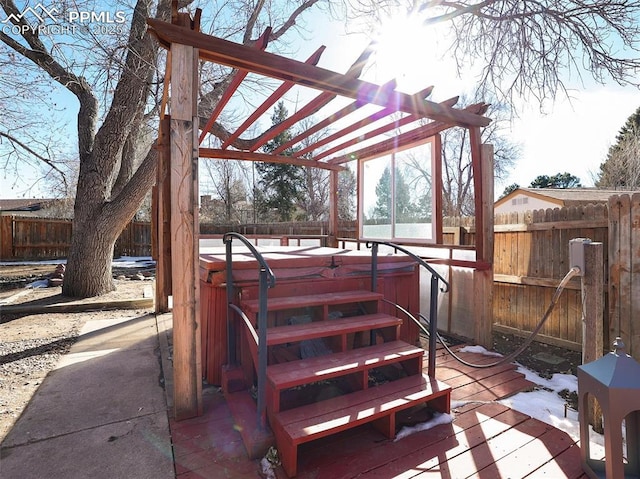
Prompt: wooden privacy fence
<box><xmin>446</xmin><ymin>197</ymin><xmax>640</xmax><ymax>358</ymax></box>
<box><xmin>0</xmin><ymin>216</ymin><xmax>152</xmax><ymax>260</ymax></box>
<box><xmin>491</xmin><ymin>204</ymin><xmax>609</xmax><ymax>352</ymax></box>
<box><xmin>608</xmin><ymin>194</ymin><xmax>640</xmax><ymax>358</ymax></box>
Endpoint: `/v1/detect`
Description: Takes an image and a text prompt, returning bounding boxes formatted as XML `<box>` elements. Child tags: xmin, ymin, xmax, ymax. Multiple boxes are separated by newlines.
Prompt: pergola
<box><xmin>148</xmin><ymin>4</ymin><xmax>495</xmax><ymax>420</ymax></box>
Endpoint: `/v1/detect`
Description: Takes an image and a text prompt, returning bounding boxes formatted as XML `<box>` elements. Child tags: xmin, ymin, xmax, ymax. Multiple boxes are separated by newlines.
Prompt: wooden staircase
<box><xmin>236</xmin><ymin>287</ymin><xmax>451</xmax><ymax>477</ymax></box>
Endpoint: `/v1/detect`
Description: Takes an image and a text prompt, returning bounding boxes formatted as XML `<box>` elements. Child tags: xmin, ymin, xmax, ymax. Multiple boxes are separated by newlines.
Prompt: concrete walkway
<box><xmin>0</xmin><ymin>312</ymin><xmax>175</xmax><ymax>479</ymax></box>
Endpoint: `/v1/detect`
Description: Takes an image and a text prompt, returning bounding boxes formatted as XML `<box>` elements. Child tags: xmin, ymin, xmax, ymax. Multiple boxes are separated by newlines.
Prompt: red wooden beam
<box><xmin>199</xmin><ymin>148</ymin><xmax>344</xmax><ymax>171</ymax></box>
<box><xmin>221</xmin><ymin>46</ymin><xmax>326</xmax><ymax>149</ymax></box>
<box><xmin>198</xmin><ymin>28</ymin><xmax>271</xmax><ymax>144</ymax></box>
<box><xmin>313</xmin><ymin>92</ymin><xmax>451</xmax><ymax>162</ymax></box>
<box><xmin>272</xmin><ymin>79</ymin><xmax>402</xmax><ymax>155</ymax></box>
<box><xmin>147</xmin><ymin>19</ymin><xmax>490</xmax><ymax>127</ymax></box>
<box><xmin>304</xmin><ymin>87</ymin><xmax>440</xmax><ymax>160</ymax></box>
<box><xmin>311</xmin><ymin>112</ymin><xmax>417</xmax><ymax>161</ymax></box>
<box><xmin>247</xmin><ymin>42</ymin><xmax>376</xmax><ymax>152</ymax></box>
<box><xmin>328</xmin><ymin>102</ymin><xmax>488</xmax><ymax>165</ymax></box>
<box><xmin>328</xmin><ymin>120</ymin><xmax>448</xmax><ymax>165</ymax></box>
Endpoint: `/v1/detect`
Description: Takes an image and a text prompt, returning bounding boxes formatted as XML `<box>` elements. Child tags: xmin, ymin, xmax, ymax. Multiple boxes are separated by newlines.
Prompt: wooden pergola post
<box><xmin>471</xmin><ymin>134</ymin><xmax>494</xmax><ymax>348</ymax></box>
<box><xmin>327</xmin><ymin>170</ymin><xmax>339</xmax><ymax>247</ymax></box>
<box><xmin>155</xmin><ymin>117</ymin><xmax>172</xmax><ymax>313</ymax></box>
<box><xmin>169</xmin><ymin>13</ymin><xmax>203</xmax><ymax>420</ymax></box>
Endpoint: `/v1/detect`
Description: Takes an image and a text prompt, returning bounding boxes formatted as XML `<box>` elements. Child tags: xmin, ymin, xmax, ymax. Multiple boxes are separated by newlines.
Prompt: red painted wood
<box><xmin>169</xmin><ymin>384</ymin><xmax>578</xmax><ymax>479</ymax></box>
<box><xmin>277</xmin><ymin>374</ymin><xmax>450</xmax><ymax>432</ymax></box>
<box><xmin>456</xmin><ymin>376</ymin><xmax>535</xmax><ymax>403</ymax></box>
<box><xmin>267</xmin><ymin>340</ymin><xmax>423</xmax><ymax>391</ymax></box>
<box><xmin>220</xmin><ymin>46</ymin><xmax>326</xmax><ymax>149</ymax></box>
<box><xmin>240</xmin><ymin>290</ymin><xmax>383</xmax><ymax>313</ymax></box>
<box><xmin>198</xmin><ymin>27</ymin><xmax>271</xmax><ymax>144</ymax></box>
<box><xmin>477</xmin><ymin>425</ymin><xmax>579</xmax><ymax>479</ymax></box>
<box><xmin>521</xmin><ymin>442</ymin><xmax>585</xmax><ymax>479</ymax></box>
<box><xmin>266</xmin><ymin>313</ymin><xmax>401</xmax><ymax>346</ymax></box>
<box><xmin>293</xmin><ymin>403</ymin><xmax>500</xmax><ymax>478</ymax></box>
<box><xmin>273</xmin><ymin>374</ymin><xmax>451</xmax><ymax>477</ymax></box>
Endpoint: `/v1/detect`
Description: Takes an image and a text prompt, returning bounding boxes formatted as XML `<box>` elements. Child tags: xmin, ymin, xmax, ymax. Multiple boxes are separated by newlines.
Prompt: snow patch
<box><xmin>498</xmin><ymin>365</ymin><xmax>605</xmax><ymax>458</ymax></box>
<box><xmin>458</xmin><ymin>345</ymin><xmax>503</xmax><ymax>357</ymax></box>
<box><xmin>25</xmin><ymin>279</ymin><xmax>50</xmax><ymax>289</ymax></box>
<box><xmin>395</xmin><ymin>412</ymin><xmax>454</xmax><ymax>441</ymax></box>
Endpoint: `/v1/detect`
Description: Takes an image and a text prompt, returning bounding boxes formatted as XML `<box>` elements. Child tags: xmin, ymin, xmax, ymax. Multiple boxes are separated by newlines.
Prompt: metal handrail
<box><xmin>366</xmin><ymin>240</ymin><xmax>449</xmax><ymax>293</ymax></box>
<box><xmin>366</xmin><ymin>240</ymin><xmax>449</xmax><ymax>377</ymax></box>
<box><xmin>223</xmin><ymin>232</ymin><xmax>276</xmax><ymax>429</ymax></box>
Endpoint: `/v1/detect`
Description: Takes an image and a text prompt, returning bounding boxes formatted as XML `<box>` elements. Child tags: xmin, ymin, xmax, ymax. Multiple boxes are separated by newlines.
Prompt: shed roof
<box><xmin>495</xmin><ymin>188</ymin><xmax>639</xmax><ymax>208</ymax></box>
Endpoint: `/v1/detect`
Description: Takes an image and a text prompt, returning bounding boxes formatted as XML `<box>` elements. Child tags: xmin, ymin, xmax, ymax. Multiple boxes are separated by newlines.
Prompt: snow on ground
<box><xmin>111</xmin><ymin>256</ymin><xmax>156</xmax><ymax>268</ymax></box>
<box><xmin>0</xmin><ymin>257</ymin><xmax>156</xmax><ymax>289</ymax></box>
<box><xmin>0</xmin><ymin>256</ymin><xmax>155</xmax><ymax>268</ymax></box>
<box><xmin>458</xmin><ymin>345</ymin><xmax>606</xmax><ymax>459</ymax></box>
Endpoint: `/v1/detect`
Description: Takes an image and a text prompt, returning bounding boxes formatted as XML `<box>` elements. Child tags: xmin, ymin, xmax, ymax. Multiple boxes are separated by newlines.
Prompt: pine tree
<box><xmin>256</xmin><ymin>102</ymin><xmax>304</xmax><ymax>221</ymax></box>
<box><xmin>595</xmin><ymin>107</ymin><xmax>640</xmax><ymax>188</ymax></box>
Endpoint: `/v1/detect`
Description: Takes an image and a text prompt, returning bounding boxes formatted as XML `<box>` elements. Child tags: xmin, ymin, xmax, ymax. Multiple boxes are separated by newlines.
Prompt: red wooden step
<box><xmin>240</xmin><ymin>290</ymin><xmax>383</xmax><ymax>313</ymax></box>
<box><xmin>266</xmin><ymin>313</ymin><xmax>401</xmax><ymax>346</ymax></box>
<box><xmin>266</xmin><ymin>340</ymin><xmax>424</xmax><ymax>413</ymax></box>
<box><xmin>272</xmin><ymin>373</ymin><xmax>451</xmax><ymax>477</ymax></box>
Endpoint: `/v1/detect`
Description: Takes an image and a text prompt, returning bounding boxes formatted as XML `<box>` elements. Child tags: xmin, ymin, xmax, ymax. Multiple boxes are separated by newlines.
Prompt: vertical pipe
<box><xmin>257</xmin><ymin>267</ymin><xmax>268</xmax><ymax>429</ymax></box>
<box><xmin>225</xmin><ymin>238</ymin><xmax>236</xmax><ymax>365</ymax></box>
<box><xmin>428</xmin><ymin>274</ymin><xmax>438</xmax><ymax>378</ymax></box>
<box><xmin>370</xmin><ymin>242</ymin><xmax>379</xmax><ymax>345</ymax></box>
<box><xmin>371</xmin><ymin>242</ymin><xmax>379</xmax><ymax>292</ymax></box>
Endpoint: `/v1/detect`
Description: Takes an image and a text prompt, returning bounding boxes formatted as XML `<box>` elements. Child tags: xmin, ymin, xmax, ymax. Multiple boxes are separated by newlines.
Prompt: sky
<box><xmin>299</xmin><ymin>13</ymin><xmax>640</xmax><ymax>193</ymax></box>
<box><xmin>0</xmin><ymin>3</ymin><xmax>639</xmax><ymax>199</ymax></box>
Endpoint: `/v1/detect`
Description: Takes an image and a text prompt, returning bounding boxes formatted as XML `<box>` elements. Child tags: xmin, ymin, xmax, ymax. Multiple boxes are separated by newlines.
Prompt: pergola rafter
<box><xmin>269</xmin><ymin>80</ymin><xmax>401</xmax><ymax>155</ymax></box>
<box><xmin>198</xmin><ymin>27</ymin><xmax>272</xmax><ymax>144</ymax></box>
<box><xmin>147</xmin><ymin>18</ymin><xmax>490</xmax><ymax>129</ymax></box>
<box><xmin>220</xmin><ymin>46</ymin><xmax>326</xmax><ymax>149</ymax></box>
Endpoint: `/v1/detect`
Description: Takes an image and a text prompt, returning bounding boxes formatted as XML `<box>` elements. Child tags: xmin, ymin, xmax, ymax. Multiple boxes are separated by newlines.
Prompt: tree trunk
<box><xmin>62</xmin><ymin>149</ymin><xmax>158</xmax><ymax>298</ymax></box>
<box><xmin>63</xmin><ymin>214</ymin><xmax>120</xmax><ymax>298</ymax></box>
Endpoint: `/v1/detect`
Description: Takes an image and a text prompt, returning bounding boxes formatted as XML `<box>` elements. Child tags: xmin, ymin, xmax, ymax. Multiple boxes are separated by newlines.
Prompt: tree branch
<box><xmin>0</xmin><ymin>130</ymin><xmax>68</xmax><ymax>190</ymax></box>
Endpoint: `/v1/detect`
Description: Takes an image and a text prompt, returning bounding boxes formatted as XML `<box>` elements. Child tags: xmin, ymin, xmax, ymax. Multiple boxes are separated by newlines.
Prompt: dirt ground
<box><xmin>0</xmin><ymin>270</ymin><xmax>153</xmax><ymax>442</ymax></box>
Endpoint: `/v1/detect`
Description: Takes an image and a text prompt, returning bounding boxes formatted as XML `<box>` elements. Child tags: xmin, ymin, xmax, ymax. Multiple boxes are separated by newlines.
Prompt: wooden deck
<box><xmin>169</xmin><ymin>346</ymin><xmax>586</xmax><ymax>479</ymax></box>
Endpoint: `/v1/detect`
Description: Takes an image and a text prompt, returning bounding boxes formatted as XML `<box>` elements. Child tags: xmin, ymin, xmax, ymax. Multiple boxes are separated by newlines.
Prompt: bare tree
<box><xmin>296</xmin><ymin>119</ymin><xmax>331</xmax><ymax>221</ymax></box>
<box><xmin>440</xmin><ymin>96</ymin><xmax>519</xmax><ymax>216</ymax></box>
<box><xmin>595</xmin><ymin>106</ymin><xmax>640</xmax><ymax>189</ymax></box>
<box><xmin>0</xmin><ymin>0</ymin><xmax>329</xmax><ymax>297</ymax></box>
<box><xmin>349</xmin><ymin>1</ymin><xmax>640</xmax><ymax>104</ymax></box>
<box><xmin>337</xmin><ymin>167</ymin><xmax>357</xmax><ymax>221</ymax></box>
<box><xmin>3</xmin><ymin>0</ymin><xmax>639</xmax><ymax>297</ymax></box>
<box><xmin>200</xmin><ymin>159</ymin><xmax>250</xmax><ymax>222</ymax></box>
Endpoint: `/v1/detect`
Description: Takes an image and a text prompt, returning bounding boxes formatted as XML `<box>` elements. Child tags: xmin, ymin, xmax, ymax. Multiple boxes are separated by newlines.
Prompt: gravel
<box><xmin>0</xmin><ymin>277</ymin><xmax>151</xmax><ymax>441</ymax></box>
<box><xmin>0</xmin><ymin>327</ymin><xmax>81</xmax><ymax>440</ymax></box>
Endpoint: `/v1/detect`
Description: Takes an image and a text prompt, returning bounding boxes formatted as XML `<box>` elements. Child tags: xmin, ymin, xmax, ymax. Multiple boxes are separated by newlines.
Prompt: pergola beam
<box><xmin>271</xmin><ymin>79</ymin><xmax>398</xmax><ymax>155</ymax></box>
<box><xmin>328</xmin><ymin>101</ymin><xmax>489</xmax><ymax>164</ymax></box>
<box><xmin>199</xmin><ymin>148</ymin><xmax>344</xmax><ymax>171</ymax></box>
<box><xmin>147</xmin><ymin>19</ymin><xmax>490</xmax><ymax>128</ymax></box>
<box><xmin>221</xmin><ymin>46</ymin><xmax>326</xmax><ymax>149</ymax></box>
<box><xmin>313</xmin><ymin>92</ymin><xmax>452</xmax><ymax>162</ymax></box>
<box><xmin>198</xmin><ymin>28</ymin><xmax>271</xmax><ymax>144</ymax></box>
<box><xmin>247</xmin><ymin>43</ymin><xmax>375</xmax><ymax>152</ymax></box>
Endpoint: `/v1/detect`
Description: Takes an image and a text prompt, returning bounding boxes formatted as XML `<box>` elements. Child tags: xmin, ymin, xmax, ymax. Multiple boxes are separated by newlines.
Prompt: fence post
<box><xmin>582</xmin><ymin>241</ymin><xmax>604</xmax><ymax>433</ymax></box>
<box><xmin>0</xmin><ymin>215</ymin><xmax>13</xmax><ymax>260</ymax></box>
